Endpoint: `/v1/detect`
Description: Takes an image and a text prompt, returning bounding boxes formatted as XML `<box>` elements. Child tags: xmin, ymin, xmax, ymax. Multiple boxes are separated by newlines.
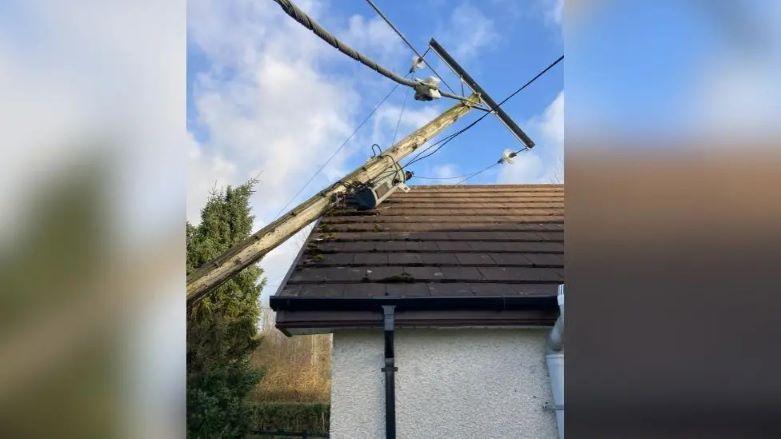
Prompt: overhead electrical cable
<box><xmin>271</xmin><ymin>0</ymin><xmax>467</xmax><ymax>102</ymax></box>
<box><xmin>391</xmin><ymin>88</ymin><xmax>411</xmax><ymax>144</ymax></box>
<box><xmin>496</xmin><ymin>55</ymin><xmax>565</xmax><ymax>107</ymax></box>
<box><xmin>455</xmin><ymin>162</ymin><xmax>502</xmax><ymax>184</ymax></box>
<box><xmin>404</xmin><ymin>54</ymin><xmax>564</xmax><ymax>168</ymax></box>
<box><xmin>403</xmin><ymin>130</ymin><xmax>460</xmax><ymax>167</ymax></box>
<box><xmin>413</xmin><ymin>171</ymin><xmax>487</xmax><ymax>180</ymax></box>
<box><xmin>363</xmin><ymin>0</ymin><xmax>456</xmax><ymax>93</ymax></box>
<box><xmin>274</xmin><ymin>81</ymin><xmax>403</xmax><ymax>217</ymax></box>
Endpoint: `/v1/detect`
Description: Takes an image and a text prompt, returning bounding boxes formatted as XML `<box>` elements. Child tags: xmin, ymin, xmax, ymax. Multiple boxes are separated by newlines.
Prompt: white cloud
<box><xmin>186</xmin><ymin>139</ymin><xmax>239</xmax><ymax>224</ymax></box>
<box><xmin>498</xmin><ymin>91</ymin><xmax>563</xmax><ymax>183</ymax></box>
<box><xmin>344</xmin><ymin>14</ymin><xmax>406</xmax><ymax>64</ymax></box>
<box><xmin>497</xmin><ymin>151</ymin><xmax>547</xmax><ymax>183</ymax></box>
<box><xmin>432</xmin><ymin>163</ymin><xmax>459</xmax><ymax>179</ymax></box>
<box><xmin>491</xmin><ymin>0</ymin><xmax>562</xmax><ymax>28</ymax></box>
<box><xmin>371</xmin><ymin>102</ymin><xmax>440</xmax><ymax>146</ymax></box>
<box><xmin>692</xmin><ymin>56</ymin><xmax>780</xmax><ymax>139</ymax></box>
<box><xmin>188</xmin><ymin>0</ymin><xmax>421</xmax><ymax>300</ymax></box>
<box><xmin>187</xmin><ymin>0</ymin><xmax>552</xmax><ymax>299</ymax></box>
<box><xmin>546</xmin><ymin>0</ymin><xmax>563</xmax><ymax>26</ymax></box>
<box><xmin>419</xmin><ymin>163</ymin><xmax>461</xmax><ymax>185</ymax></box>
<box><xmin>189</xmin><ymin>0</ymin><xmax>351</xmax><ymax>299</ymax></box>
<box><xmin>441</xmin><ymin>2</ymin><xmax>499</xmax><ymax>59</ymax></box>
<box><xmin>537</xmin><ymin>90</ymin><xmax>565</xmax><ymax>147</ymax></box>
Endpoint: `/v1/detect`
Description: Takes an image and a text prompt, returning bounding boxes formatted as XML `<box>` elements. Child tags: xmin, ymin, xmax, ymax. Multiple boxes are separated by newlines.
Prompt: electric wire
<box><xmin>391</xmin><ymin>88</ymin><xmax>411</xmax><ymax>145</ymax></box>
<box><xmin>272</xmin><ymin>0</ymin><xmax>469</xmax><ymax>102</ymax></box>
<box><xmin>413</xmin><ymin>170</ymin><xmax>488</xmax><ymax>180</ymax></box>
<box><xmin>414</xmin><ymin>149</ymin><xmax>521</xmax><ymax>182</ymax></box>
<box><xmin>274</xmin><ymin>81</ymin><xmax>403</xmax><ymax>217</ymax></box>
<box><xmin>364</xmin><ymin>0</ymin><xmax>456</xmax><ymax>93</ymax></box>
<box><xmin>404</xmin><ymin>54</ymin><xmax>564</xmax><ymax>169</ymax></box>
<box><xmin>403</xmin><ymin>130</ymin><xmax>460</xmax><ymax>167</ymax></box>
<box><xmin>455</xmin><ymin>162</ymin><xmax>502</xmax><ymax>184</ymax></box>
<box><xmin>496</xmin><ymin>55</ymin><xmax>564</xmax><ymax>107</ymax></box>
<box><xmin>366</xmin><ymin>88</ymin><xmax>413</xmax><ymax>185</ymax></box>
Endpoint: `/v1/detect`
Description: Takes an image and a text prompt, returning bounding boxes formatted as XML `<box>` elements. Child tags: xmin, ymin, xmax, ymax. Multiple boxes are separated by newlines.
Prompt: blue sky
<box><xmin>187</xmin><ymin>0</ymin><xmax>563</xmax><ymax>300</ymax></box>
<box><xmin>567</xmin><ymin>1</ymin><xmax>780</xmax><ymax>143</ymax></box>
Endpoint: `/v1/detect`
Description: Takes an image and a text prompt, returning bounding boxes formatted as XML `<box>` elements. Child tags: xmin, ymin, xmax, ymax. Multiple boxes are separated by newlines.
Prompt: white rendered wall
<box><xmin>330</xmin><ymin>328</ymin><xmax>557</xmax><ymax>439</ymax></box>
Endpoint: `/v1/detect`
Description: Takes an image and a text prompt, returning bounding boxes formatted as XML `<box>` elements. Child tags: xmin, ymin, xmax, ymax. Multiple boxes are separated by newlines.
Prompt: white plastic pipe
<box><xmin>547</xmin><ymin>284</ymin><xmax>565</xmax><ymax>439</ymax></box>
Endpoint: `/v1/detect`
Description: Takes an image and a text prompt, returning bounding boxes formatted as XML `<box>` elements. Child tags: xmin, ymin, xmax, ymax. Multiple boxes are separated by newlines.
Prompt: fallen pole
<box><xmin>186</xmin><ymin>93</ymin><xmax>480</xmax><ymax>305</ymax></box>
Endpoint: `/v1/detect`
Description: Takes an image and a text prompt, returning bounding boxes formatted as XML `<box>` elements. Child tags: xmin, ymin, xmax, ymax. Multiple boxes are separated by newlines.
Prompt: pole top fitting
<box><xmin>413</xmin><ymin>77</ymin><xmax>441</xmax><ymax>101</ymax></box>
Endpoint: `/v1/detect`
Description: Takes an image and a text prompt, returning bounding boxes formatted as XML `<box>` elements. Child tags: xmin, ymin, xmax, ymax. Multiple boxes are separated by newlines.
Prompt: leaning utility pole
<box><xmin>186</xmin><ymin>94</ymin><xmax>480</xmax><ymax>306</ymax></box>
<box><xmin>188</xmin><ymin>0</ymin><xmax>542</xmax><ymax>306</ymax></box>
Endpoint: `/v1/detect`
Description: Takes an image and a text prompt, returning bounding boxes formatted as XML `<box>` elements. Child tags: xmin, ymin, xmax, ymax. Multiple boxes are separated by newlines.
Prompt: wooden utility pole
<box><xmin>186</xmin><ymin>93</ymin><xmax>480</xmax><ymax>306</ymax></box>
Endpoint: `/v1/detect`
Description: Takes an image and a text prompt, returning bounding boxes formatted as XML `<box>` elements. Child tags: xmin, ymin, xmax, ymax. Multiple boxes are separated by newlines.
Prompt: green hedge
<box><xmin>253</xmin><ymin>402</ymin><xmax>330</xmax><ymax>434</ymax></box>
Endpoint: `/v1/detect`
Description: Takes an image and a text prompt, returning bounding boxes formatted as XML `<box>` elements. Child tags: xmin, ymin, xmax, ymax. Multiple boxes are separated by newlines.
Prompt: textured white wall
<box><xmin>330</xmin><ymin>328</ymin><xmax>557</xmax><ymax>439</ymax></box>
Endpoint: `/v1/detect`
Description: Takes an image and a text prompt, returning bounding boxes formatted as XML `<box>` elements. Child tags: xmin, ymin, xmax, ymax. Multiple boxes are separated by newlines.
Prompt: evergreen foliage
<box><xmin>187</xmin><ymin>181</ymin><xmax>264</xmax><ymax>438</ymax></box>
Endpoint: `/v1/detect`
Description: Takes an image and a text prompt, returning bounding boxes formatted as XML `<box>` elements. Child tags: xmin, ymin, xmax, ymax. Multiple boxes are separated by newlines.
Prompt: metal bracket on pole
<box><xmin>428</xmin><ymin>38</ymin><xmax>535</xmax><ymax>149</ymax></box>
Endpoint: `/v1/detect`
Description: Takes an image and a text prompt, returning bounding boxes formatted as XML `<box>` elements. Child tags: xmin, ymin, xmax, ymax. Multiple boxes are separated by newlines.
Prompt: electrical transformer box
<box><xmin>350</xmin><ymin>166</ymin><xmax>410</xmax><ymax>210</ymax></box>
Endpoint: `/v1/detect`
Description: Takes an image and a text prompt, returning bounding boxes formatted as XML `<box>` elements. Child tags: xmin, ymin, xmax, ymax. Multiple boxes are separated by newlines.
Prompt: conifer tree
<box><xmin>186</xmin><ymin>181</ymin><xmax>264</xmax><ymax>437</ymax></box>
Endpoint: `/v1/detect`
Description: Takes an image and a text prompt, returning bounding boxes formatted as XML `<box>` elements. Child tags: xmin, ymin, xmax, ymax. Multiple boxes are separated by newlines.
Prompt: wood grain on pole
<box><xmin>186</xmin><ymin>94</ymin><xmax>480</xmax><ymax>305</ymax></box>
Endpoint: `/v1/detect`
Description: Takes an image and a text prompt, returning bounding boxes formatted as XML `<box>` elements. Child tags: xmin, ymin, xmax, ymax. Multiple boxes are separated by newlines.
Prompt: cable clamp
<box><xmin>413</xmin><ymin>77</ymin><xmax>441</xmax><ymax>101</ymax></box>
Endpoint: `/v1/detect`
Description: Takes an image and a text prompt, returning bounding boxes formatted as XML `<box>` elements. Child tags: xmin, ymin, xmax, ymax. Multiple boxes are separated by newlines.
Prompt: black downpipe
<box><xmin>382</xmin><ymin>305</ymin><xmax>397</xmax><ymax>439</ymax></box>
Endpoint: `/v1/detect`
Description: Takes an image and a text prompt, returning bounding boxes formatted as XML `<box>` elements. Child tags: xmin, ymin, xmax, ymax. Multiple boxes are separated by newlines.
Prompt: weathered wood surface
<box><xmin>186</xmin><ymin>94</ymin><xmax>480</xmax><ymax>305</ymax></box>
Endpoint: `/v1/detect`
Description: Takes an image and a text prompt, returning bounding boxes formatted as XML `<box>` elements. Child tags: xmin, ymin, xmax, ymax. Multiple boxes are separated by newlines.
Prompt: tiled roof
<box><xmin>271</xmin><ymin>184</ymin><xmax>564</xmax><ymax>318</ymax></box>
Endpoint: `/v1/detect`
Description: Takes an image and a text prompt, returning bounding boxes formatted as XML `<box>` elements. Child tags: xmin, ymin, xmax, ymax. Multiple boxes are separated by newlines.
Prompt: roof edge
<box><xmin>275</xmin><ymin>308</ymin><xmax>558</xmax><ymax>335</ymax></box>
<box><xmin>269</xmin><ymin>295</ymin><xmax>557</xmax><ymax>312</ymax></box>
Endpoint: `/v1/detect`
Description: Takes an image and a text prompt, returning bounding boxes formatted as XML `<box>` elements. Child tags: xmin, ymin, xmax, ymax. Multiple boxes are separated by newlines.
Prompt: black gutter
<box><xmin>270</xmin><ymin>295</ymin><xmax>558</xmax><ymax>313</ymax></box>
<box><xmin>382</xmin><ymin>305</ymin><xmax>397</xmax><ymax>439</ymax></box>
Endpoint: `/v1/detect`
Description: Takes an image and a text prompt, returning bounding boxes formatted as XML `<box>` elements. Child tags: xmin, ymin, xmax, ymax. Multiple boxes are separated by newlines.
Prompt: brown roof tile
<box><xmin>271</xmin><ymin>184</ymin><xmax>565</xmax><ymax>326</ymax></box>
<box><xmin>387</xmin><ymin>253</ymin><xmax>423</xmax><ymax>265</ymax></box>
<box><xmin>428</xmin><ymin>282</ymin><xmax>474</xmax><ymax>297</ymax></box>
<box><xmin>386</xmin><ymin>283</ymin><xmax>430</xmax><ymax>298</ymax></box>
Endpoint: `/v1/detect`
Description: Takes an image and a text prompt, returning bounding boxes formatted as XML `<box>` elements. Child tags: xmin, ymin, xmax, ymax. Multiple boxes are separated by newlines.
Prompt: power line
<box><xmin>413</xmin><ymin>170</ymin><xmax>487</xmax><ymax>180</ymax></box>
<box><xmin>412</xmin><ymin>142</ymin><xmax>533</xmax><ymax>183</ymax></box>
<box><xmin>429</xmin><ymin>38</ymin><xmax>535</xmax><ymax>148</ymax></box>
<box><xmin>363</xmin><ymin>89</ymin><xmax>411</xmax><ymax>186</ymax></box>
<box><xmin>404</xmin><ymin>55</ymin><xmax>564</xmax><ymax>183</ymax></box>
<box><xmin>363</xmin><ymin>0</ymin><xmax>456</xmax><ymax>93</ymax></box>
<box><xmin>403</xmin><ymin>130</ymin><xmax>460</xmax><ymax>167</ymax></box>
<box><xmin>274</xmin><ymin>81</ymin><xmax>403</xmax><ymax>217</ymax></box>
<box><xmin>391</xmin><ymin>88</ymin><xmax>411</xmax><ymax>145</ymax></box>
<box><xmin>402</xmin><ymin>126</ymin><xmax>460</xmax><ymax>167</ymax></box>
<box><xmin>272</xmin><ymin>0</ymin><xmax>467</xmax><ymax>102</ymax></box>
<box><xmin>403</xmin><ymin>54</ymin><xmax>564</xmax><ymax>168</ymax></box>
<box><xmin>455</xmin><ymin>162</ymin><xmax>501</xmax><ymax>184</ymax></box>
<box><xmin>496</xmin><ymin>55</ymin><xmax>564</xmax><ymax>107</ymax></box>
